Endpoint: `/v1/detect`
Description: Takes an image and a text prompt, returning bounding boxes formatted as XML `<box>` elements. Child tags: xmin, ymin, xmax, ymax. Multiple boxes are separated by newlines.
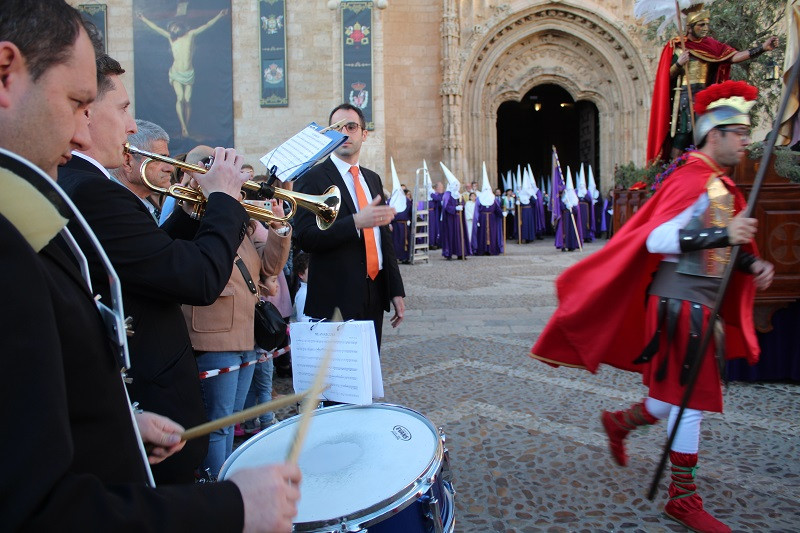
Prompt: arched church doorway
<box><xmin>496</xmin><ymin>84</ymin><xmax>599</xmax><ymax>187</ymax></box>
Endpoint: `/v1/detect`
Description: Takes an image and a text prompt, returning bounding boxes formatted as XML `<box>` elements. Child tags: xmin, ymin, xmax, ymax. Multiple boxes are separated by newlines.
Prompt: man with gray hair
<box><xmin>110</xmin><ymin>119</ymin><xmax>173</xmax><ymax>221</ymax></box>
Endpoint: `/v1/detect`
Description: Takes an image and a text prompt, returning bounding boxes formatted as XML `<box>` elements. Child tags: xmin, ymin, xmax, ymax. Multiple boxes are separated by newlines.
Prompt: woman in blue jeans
<box><xmin>183</xmin><ymin>192</ymin><xmax>291</xmax><ymax>477</ymax></box>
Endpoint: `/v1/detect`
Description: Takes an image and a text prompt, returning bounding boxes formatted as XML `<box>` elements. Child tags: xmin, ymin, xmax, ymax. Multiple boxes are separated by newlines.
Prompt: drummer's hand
<box><xmin>134</xmin><ymin>411</ymin><xmax>186</xmax><ymax>464</ymax></box>
<box><xmin>231</xmin><ymin>463</ymin><xmax>302</xmax><ymax>533</ymax></box>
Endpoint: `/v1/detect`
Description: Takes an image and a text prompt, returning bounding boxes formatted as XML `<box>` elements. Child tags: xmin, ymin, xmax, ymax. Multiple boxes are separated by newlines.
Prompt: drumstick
<box><xmin>180</xmin><ymin>392</ymin><xmax>307</xmax><ymax>441</ymax></box>
<box><xmin>286</xmin><ymin>308</ymin><xmax>342</xmax><ymax>463</ymax></box>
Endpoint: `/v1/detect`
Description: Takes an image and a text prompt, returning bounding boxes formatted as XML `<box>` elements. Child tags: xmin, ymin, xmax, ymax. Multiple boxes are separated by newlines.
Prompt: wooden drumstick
<box><xmin>286</xmin><ymin>308</ymin><xmax>342</xmax><ymax>463</ymax></box>
<box><xmin>180</xmin><ymin>392</ymin><xmax>307</xmax><ymax>441</ymax></box>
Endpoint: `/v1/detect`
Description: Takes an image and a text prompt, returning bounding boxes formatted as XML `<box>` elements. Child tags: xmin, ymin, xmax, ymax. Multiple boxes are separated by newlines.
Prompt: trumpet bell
<box><xmin>282</xmin><ymin>185</ymin><xmax>340</xmax><ymax>231</ymax></box>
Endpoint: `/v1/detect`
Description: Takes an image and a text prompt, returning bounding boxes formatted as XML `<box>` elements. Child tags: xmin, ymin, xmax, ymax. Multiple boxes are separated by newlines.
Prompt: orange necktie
<box><xmin>350</xmin><ymin>165</ymin><xmax>379</xmax><ymax>280</ymax></box>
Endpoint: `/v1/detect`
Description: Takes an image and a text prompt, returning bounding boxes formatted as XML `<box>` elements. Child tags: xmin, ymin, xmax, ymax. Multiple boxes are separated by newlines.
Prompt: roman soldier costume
<box><xmin>532</xmin><ymin>81</ymin><xmax>764</xmax><ymax>533</ymax></box>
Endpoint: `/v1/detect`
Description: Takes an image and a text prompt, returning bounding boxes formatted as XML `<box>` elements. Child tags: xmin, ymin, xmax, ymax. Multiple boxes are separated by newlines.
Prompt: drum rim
<box><xmin>220</xmin><ymin>403</ymin><xmax>444</xmax><ymax>532</ymax></box>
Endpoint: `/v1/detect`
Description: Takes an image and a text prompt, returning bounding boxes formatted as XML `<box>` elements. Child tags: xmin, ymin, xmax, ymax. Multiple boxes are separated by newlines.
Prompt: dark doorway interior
<box><xmin>496</xmin><ymin>84</ymin><xmax>598</xmax><ymax>188</ymax></box>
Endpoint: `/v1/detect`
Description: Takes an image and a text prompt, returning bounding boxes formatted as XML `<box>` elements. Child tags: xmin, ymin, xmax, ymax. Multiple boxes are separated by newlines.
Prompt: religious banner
<box><xmin>259</xmin><ymin>0</ymin><xmax>288</xmax><ymax>107</ymax></box>
<box><xmin>77</xmin><ymin>4</ymin><xmax>107</xmax><ymax>52</ymax></box>
<box><xmin>132</xmin><ymin>0</ymin><xmax>233</xmax><ymax>155</ymax></box>
<box><xmin>341</xmin><ymin>1</ymin><xmax>374</xmax><ymax>130</ymax></box>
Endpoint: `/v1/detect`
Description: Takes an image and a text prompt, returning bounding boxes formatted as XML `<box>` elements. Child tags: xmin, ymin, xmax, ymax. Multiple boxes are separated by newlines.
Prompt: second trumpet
<box><xmin>125</xmin><ymin>143</ymin><xmax>341</xmax><ymax>230</ymax></box>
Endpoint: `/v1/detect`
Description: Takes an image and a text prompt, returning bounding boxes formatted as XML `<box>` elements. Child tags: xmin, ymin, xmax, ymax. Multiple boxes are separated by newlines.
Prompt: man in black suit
<box><xmin>293</xmin><ymin>104</ymin><xmax>405</xmax><ymax>349</ymax></box>
<box><xmin>0</xmin><ymin>1</ymin><xmax>299</xmax><ymax>530</ymax></box>
<box><xmin>58</xmin><ymin>54</ymin><xmax>251</xmax><ymax>484</ymax></box>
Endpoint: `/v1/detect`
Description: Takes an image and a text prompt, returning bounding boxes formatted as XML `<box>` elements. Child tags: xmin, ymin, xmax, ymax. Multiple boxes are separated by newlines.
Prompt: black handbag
<box><xmin>235</xmin><ymin>257</ymin><xmax>287</xmax><ymax>350</ymax></box>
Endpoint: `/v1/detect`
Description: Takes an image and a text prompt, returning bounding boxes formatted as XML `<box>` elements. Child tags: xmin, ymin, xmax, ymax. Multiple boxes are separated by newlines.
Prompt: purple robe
<box><xmin>519</xmin><ymin>201</ymin><xmax>536</xmax><ymax>242</ymax></box>
<box><xmin>535</xmin><ymin>191</ymin><xmax>546</xmax><ymax>237</ymax></box>
<box><xmin>472</xmin><ymin>199</ymin><xmax>504</xmax><ymax>255</ymax></box>
<box><xmin>428</xmin><ymin>192</ymin><xmax>443</xmax><ymax>248</ymax></box>
<box><xmin>578</xmin><ymin>197</ymin><xmax>594</xmax><ymax>242</ymax></box>
<box><xmin>392</xmin><ymin>197</ymin><xmax>412</xmax><ymax>262</ymax></box>
<box><xmin>554</xmin><ymin>201</ymin><xmax>583</xmax><ymax>250</ymax></box>
<box><xmin>440</xmin><ymin>192</ymin><xmax>471</xmax><ymax>258</ymax></box>
<box><xmin>594</xmin><ymin>191</ymin><xmax>604</xmax><ymax>236</ymax></box>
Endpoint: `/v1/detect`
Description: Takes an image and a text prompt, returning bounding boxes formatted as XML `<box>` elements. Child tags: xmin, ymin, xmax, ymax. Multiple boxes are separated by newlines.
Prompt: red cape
<box><xmin>646</xmin><ymin>37</ymin><xmax>738</xmax><ymax>163</ymax></box>
<box><xmin>530</xmin><ymin>152</ymin><xmax>759</xmax><ymax>373</ymax></box>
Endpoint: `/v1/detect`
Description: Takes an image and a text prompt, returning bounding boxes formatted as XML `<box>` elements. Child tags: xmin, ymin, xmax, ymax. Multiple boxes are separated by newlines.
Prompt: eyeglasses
<box><xmin>717</xmin><ymin>127</ymin><xmax>751</xmax><ymax>141</ymax></box>
<box><xmin>337</xmin><ymin>122</ymin><xmax>362</xmax><ymax>134</ymax></box>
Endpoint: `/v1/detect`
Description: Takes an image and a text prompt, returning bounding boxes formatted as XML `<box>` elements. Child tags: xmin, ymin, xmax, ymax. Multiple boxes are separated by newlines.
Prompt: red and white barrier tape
<box><xmin>198</xmin><ymin>345</ymin><xmax>291</xmax><ymax>380</ymax></box>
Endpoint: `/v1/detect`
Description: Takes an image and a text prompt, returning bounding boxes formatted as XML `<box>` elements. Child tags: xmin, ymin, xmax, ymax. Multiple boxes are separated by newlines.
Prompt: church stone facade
<box><xmin>74</xmin><ymin>0</ymin><xmax>660</xmax><ymax>192</ymax></box>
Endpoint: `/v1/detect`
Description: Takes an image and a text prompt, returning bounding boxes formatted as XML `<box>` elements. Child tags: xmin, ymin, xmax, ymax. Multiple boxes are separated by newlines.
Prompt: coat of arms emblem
<box><xmin>345</xmin><ymin>22</ymin><xmax>369</xmax><ymax>45</ymax></box>
<box><xmin>261</xmin><ymin>14</ymin><xmax>283</xmax><ymax>34</ymax></box>
<box><xmin>264</xmin><ymin>63</ymin><xmax>284</xmax><ymax>84</ymax></box>
<box><xmin>349</xmin><ymin>82</ymin><xmax>369</xmax><ymax>109</ymax></box>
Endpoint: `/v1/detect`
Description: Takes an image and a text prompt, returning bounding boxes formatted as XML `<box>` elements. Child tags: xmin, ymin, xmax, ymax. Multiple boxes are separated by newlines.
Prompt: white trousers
<box><xmin>644</xmin><ymin>397</ymin><xmax>703</xmax><ymax>454</ymax></box>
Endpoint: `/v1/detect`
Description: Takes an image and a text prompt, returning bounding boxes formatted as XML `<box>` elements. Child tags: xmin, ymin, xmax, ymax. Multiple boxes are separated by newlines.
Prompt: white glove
<box><xmin>502</xmin><ymin>211</ymin><xmax>508</xmax><ymax>217</ymax></box>
<box><xmin>455</xmin><ymin>205</ymin><xmax>463</xmax><ymax>211</ymax></box>
<box><xmin>515</xmin><ymin>200</ymin><xmax>520</xmax><ymax>206</ymax></box>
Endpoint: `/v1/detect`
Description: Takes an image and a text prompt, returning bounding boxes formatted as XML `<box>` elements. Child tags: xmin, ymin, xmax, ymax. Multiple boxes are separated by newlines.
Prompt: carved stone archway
<box><xmin>444</xmin><ymin>2</ymin><xmax>653</xmax><ymax>190</ymax></box>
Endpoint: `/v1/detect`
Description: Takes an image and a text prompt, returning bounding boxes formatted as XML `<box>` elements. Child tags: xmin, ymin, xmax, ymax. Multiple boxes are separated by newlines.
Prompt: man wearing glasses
<box><xmin>293</xmin><ymin>104</ymin><xmax>405</xmax><ymax>350</ymax></box>
<box><xmin>531</xmin><ymin>80</ymin><xmax>773</xmax><ymax>532</ymax></box>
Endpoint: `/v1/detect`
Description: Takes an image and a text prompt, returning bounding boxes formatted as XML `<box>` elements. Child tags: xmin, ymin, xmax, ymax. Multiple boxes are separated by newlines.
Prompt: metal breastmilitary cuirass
<box><xmin>676</xmin><ymin>177</ymin><xmax>734</xmax><ymax>278</ymax></box>
<box><xmin>681</xmin><ymin>58</ymin><xmax>710</xmax><ymax>86</ymax></box>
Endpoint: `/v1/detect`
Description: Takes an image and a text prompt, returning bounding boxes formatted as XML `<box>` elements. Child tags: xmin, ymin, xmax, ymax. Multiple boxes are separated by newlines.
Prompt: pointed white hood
<box><xmin>388</xmin><ymin>157</ymin><xmax>407</xmax><ymax>211</ymax></box>
<box><xmin>478</xmin><ymin>161</ymin><xmax>495</xmax><ymax>207</ymax></box>
<box><xmin>423</xmin><ymin>159</ymin><xmax>434</xmax><ymax>199</ymax></box>
<box><xmin>576</xmin><ymin>163</ymin><xmax>588</xmax><ymax>199</ymax></box>
<box><xmin>562</xmin><ymin>166</ymin><xmax>579</xmax><ymax>209</ymax></box>
<box><xmin>526</xmin><ymin>164</ymin><xmax>539</xmax><ymax>196</ymax></box>
<box><xmin>439</xmin><ymin>161</ymin><xmax>461</xmax><ymax>197</ymax></box>
<box><xmin>588</xmin><ymin>165</ymin><xmax>600</xmax><ymax>203</ymax></box>
<box><xmin>518</xmin><ymin>166</ymin><xmax>535</xmax><ymax>204</ymax></box>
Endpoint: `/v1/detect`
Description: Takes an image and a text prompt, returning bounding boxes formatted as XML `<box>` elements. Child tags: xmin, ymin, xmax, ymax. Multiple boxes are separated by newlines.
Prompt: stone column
<box><xmin>441</xmin><ymin>0</ymin><xmax>463</xmax><ymax>175</ymax></box>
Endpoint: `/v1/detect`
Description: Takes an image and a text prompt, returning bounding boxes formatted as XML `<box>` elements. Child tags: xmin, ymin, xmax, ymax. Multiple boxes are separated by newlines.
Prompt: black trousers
<box><xmin>364</xmin><ymin>270</ymin><xmax>386</xmax><ymax>350</ymax></box>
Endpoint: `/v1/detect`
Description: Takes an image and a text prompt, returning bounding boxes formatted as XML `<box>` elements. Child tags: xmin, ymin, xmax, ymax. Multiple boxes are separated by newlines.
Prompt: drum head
<box><xmin>220</xmin><ymin>404</ymin><xmax>441</xmax><ymax>528</ymax></box>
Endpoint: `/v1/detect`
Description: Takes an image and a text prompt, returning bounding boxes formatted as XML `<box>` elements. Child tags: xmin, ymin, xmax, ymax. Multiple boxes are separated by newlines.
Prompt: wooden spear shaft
<box><xmin>674</xmin><ymin>0</ymin><xmax>697</xmax><ymax>133</ymax></box>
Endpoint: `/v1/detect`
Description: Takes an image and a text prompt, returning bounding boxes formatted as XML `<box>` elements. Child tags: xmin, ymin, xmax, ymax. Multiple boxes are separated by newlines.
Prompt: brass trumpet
<box><xmin>124</xmin><ymin>143</ymin><xmax>340</xmax><ymax>230</ymax></box>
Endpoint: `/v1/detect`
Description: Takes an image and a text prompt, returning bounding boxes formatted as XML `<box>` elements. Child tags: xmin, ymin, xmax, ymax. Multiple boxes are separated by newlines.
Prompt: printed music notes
<box><xmin>289</xmin><ymin>320</ymin><xmax>383</xmax><ymax>405</ymax></box>
<box><xmin>259</xmin><ymin>122</ymin><xmax>346</xmax><ymax>182</ymax></box>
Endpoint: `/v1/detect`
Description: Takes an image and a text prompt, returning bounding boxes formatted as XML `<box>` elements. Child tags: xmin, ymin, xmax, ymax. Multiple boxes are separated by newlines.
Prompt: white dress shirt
<box><xmin>646</xmin><ymin>193</ymin><xmax>710</xmax><ymax>261</ymax></box>
<box><xmin>330</xmin><ymin>153</ymin><xmax>384</xmax><ymax>271</ymax></box>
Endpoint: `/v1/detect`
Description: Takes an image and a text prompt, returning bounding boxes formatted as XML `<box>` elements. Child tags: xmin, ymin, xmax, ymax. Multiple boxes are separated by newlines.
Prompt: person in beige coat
<box><xmin>182</xmin><ymin>151</ymin><xmax>291</xmax><ymax>477</ymax></box>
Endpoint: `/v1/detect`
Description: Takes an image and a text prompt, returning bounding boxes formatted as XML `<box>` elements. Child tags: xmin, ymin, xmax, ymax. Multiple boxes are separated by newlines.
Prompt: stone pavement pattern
<box><xmin>277</xmin><ymin>240</ymin><xmax>800</xmax><ymax>532</ymax></box>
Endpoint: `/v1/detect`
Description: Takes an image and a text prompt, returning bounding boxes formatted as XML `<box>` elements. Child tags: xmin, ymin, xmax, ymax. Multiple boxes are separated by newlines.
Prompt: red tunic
<box><xmin>530</xmin><ymin>152</ymin><xmax>759</xmax><ymax>410</ymax></box>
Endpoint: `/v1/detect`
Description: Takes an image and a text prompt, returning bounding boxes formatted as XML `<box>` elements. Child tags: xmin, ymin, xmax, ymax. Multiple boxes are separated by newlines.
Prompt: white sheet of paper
<box><xmin>368</xmin><ymin>325</ymin><xmax>383</xmax><ymax>398</ymax></box>
<box><xmin>260</xmin><ymin>126</ymin><xmax>332</xmax><ymax>182</ymax></box>
<box><xmin>290</xmin><ymin>321</ymin><xmax>383</xmax><ymax>405</ymax></box>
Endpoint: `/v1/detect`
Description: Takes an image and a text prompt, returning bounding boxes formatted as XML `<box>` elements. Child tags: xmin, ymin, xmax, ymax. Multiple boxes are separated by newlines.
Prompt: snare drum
<box><xmin>220</xmin><ymin>403</ymin><xmax>455</xmax><ymax>532</ymax></box>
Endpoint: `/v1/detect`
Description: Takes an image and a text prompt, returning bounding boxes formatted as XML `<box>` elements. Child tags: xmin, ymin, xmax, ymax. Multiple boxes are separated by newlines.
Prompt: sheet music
<box><xmin>260</xmin><ymin>124</ymin><xmax>341</xmax><ymax>182</ymax></box>
<box><xmin>290</xmin><ymin>321</ymin><xmax>382</xmax><ymax>405</ymax></box>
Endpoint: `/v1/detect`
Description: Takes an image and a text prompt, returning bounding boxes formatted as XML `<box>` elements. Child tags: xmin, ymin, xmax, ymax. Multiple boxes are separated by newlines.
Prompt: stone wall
<box><xmin>70</xmin><ymin>0</ymin><xmax>662</xmax><ymax>193</ymax></box>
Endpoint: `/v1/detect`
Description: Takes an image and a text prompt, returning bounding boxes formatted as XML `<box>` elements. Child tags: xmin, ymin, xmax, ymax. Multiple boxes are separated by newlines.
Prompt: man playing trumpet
<box><xmin>58</xmin><ymin>53</ymin><xmax>255</xmax><ymax>485</ymax></box>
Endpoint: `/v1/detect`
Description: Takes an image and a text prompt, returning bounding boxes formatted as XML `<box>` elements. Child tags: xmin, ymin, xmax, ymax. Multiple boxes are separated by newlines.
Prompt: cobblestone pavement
<box><xmin>274</xmin><ymin>239</ymin><xmax>800</xmax><ymax>532</ymax></box>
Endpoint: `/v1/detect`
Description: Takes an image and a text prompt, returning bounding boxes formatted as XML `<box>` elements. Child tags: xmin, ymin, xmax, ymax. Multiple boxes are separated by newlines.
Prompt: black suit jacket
<box><xmin>0</xmin><ymin>151</ymin><xmax>243</xmax><ymax>530</ymax></box>
<box><xmin>58</xmin><ymin>155</ymin><xmax>249</xmax><ymax>484</ymax></box>
<box><xmin>293</xmin><ymin>157</ymin><xmax>404</xmax><ymax>321</ymax></box>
